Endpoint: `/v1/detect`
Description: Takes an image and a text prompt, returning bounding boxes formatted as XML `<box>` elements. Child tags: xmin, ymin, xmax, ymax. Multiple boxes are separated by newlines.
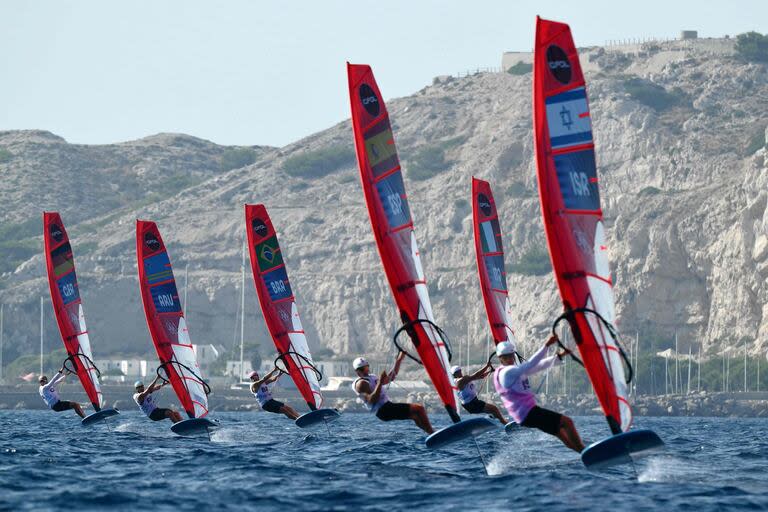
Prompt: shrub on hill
<box><xmin>219</xmin><ymin>147</ymin><xmax>257</xmax><ymax>172</ymax></box>
<box><xmin>507</xmin><ymin>61</ymin><xmax>533</xmax><ymax>75</ymax></box>
<box><xmin>508</xmin><ymin>246</ymin><xmax>551</xmax><ymax>276</ymax></box>
<box><xmin>282</xmin><ymin>145</ymin><xmax>356</xmax><ymax>179</ymax></box>
<box><xmin>406</xmin><ymin>136</ymin><xmax>467</xmax><ymax>181</ymax></box>
<box><xmin>623</xmin><ymin>78</ymin><xmax>688</xmax><ymax>111</ymax></box>
<box><xmin>735</xmin><ymin>32</ymin><xmax>768</xmax><ymax>63</ymax></box>
<box><xmin>0</xmin><ymin>148</ymin><xmax>12</xmax><ymax>163</ymax></box>
<box><xmin>745</xmin><ymin>126</ymin><xmax>767</xmax><ymax>155</ymax></box>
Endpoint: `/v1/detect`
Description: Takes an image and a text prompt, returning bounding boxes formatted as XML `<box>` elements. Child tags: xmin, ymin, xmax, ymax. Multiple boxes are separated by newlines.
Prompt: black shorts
<box><xmin>262</xmin><ymin>399</ymin><xmax>285</xmax><ymax>414</ymax></box>
<box><xmin>521</xmin><ymin>406</ymin><xmax>563</xmax><ymax>436</ymax></box>
<box><xmin>51</xmin><ymin>401</ymin><xmax>75</xmax><ymax>412</ymax></box>
<box><xmin>461</xmin><ymin>397</ymin><xmax>488</xmax><ymax>415</ymax></box>
<box><xmin>149</xmin><ymin>408</ymin><xmax>172</xmax><ymax>421</ymax></box>
<box><xmin>375</xmin><ymin>401</ymin><xmax>411</xmax><ymax>422</ymax></box>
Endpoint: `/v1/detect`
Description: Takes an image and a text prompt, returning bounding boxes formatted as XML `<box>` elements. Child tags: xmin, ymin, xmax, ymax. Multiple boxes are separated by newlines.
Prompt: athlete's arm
<box><xmin>388</xmin><ymin>351</ymin><xmax>406</xmax><ymax>381</ymax></box>
<box><xmin>468</xmin><ymin>364</ymin><xmax>492</xmax><ymax>381</ymax></box>
<box><xmin>370</xmin><ymin>371</ymin><xmax>388</xmax><ymax>404</ymax></box>
<box><xmin>527</xmin><ymin>354</ymin><xmax>563</xmax><ymax>375</ymax></box>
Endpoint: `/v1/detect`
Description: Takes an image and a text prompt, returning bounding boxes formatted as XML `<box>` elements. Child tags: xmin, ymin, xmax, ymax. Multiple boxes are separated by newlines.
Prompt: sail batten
<box><xmin>533</xmin><ymin>17</ymin><xmax>631</xmax><ymax>433</ymax></box>
<box><xmin>348</xmin><ymin>62</ymin><xmax>458</xmax><ymax>418</ymax></box>
<box><xmin>136</xmin><ymin>220</ymin><xmax>209</xmax><ymax>419</ymax></box>
<box><xmin>43</xmin><ymin>212</ymin><xmax>104</xmax><ymax>411</ymax></box>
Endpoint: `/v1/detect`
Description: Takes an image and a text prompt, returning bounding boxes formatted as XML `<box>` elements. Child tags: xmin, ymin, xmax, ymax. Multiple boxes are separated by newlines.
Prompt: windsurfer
<box><xmin>38</xmin><ymin>369</ymin><xmax>85</xmax><ymax>418</ymax></box>
<box><xmin>450</xmin><ymin>364</ymin><xmax>507</xmax><ymax>425</ymax></box>
<box><xmin>352</xmin><ymin>352</ymin><xmax>434</xmax><ymax>434</ymax></box>
<box><xmin>249</xmin><ymin>369</ymin><xmax>300</xmax><ymax>420</ymax></box>
<box><xmin>134</xmin><ymin>376</ymin><xmax>182</xmax><ymax>423</ymax></box>
<box><xmin>493</xmin><ymin>336</ymin><xmax>585</xmax><ymax>452</ymax></box>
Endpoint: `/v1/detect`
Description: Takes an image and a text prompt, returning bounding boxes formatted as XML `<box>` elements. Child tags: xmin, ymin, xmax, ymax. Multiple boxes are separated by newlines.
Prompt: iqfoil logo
<box><xmin>359</xmin><ymin>84</ymin><xmax>380</xmax><ymax>117</ymax></box>
<box><xmin>546</xmin><ymin>45</ymin><xmax>572</xmax><ymax>84</ymax></box>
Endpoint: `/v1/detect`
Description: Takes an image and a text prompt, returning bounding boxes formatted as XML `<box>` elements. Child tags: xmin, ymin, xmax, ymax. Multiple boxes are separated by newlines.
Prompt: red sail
<box><xmin>348</xmin><ymin>62</ymin><xmax>457</xmax><ymax>418</ymax></box>
<box><xmin>471</xmin><ymin>178</ymin><xmax>517</xmax><ymax>345</ymax></box>
<box><xmin>244</xmin><ymin>204</ymin><xmax>323</xmax><ymax>410</ymax></box>
<box><xmin>42</xmin><ymin>212</ymin><xmax>103</xmax><ymax>410</ymax></box>
<box><xmin>136</xmin><ymin>220</ymin><xmax>209</xmax><ymax>419</ymax></box>
<box><xmin>533</xmin><ymin>17</ymin><xmax>631</xmax><ymax>433</ymax></box>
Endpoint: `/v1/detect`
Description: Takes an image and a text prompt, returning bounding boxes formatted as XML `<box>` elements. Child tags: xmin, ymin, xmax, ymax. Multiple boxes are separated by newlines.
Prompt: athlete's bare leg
<box><xmin>555</xmin><ymin>415</ymin><xmax>585</xmax><ymax>452</ymax></box>
<box><xmin>73</xmin><ymin>403</ymin><xmax>85</xmax><ymax>419</ymax></box>
<box><xmin>166</xmin><ymin>410</ymin><xmax>183</xmax><ymax>423</ymax></box>
<box><xmin>483</xmin><ymin>403</ymin><xmax>507</xmax><ymax>425</ymax></box>
<box><xmin>280</xmin><ymin>404</ymin><xmax>300</xmax><ymax>420</ymax></box>
<box><xmin>408</xmin><ymin>404</ymin><xmax>434</xmax><ymax>434</ymax></box>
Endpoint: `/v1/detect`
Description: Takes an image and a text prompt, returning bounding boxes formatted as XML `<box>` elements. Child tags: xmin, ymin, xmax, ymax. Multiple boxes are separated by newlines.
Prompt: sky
<box><xmin>0</xmin><ymin>1</ymin><xmax>766</xmax><ymax>148</ymax></box>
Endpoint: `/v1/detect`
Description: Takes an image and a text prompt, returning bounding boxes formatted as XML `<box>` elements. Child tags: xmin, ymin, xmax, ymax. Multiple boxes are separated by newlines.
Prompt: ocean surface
<box><xmin>0</xmin><ymin>410</ymin><xmax>766</xmax><ymax>511</ymax></box>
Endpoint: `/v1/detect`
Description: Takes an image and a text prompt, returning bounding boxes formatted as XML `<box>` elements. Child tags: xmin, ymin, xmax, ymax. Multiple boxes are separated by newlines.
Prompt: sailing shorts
<box><xmin>262</xmin><ymin>399</ymin><xmax>285</xmax><ymax>414</ymax></box>
<box><xmin>149</xmin><ymin>408</ymin><xmax>173</xmax><ymax>421</ymax></box>
<box><xmin>375</xmin><ymin>401</ymin><xmax>411</xmax><ymax>421</ymax></box>
<box><xmin>461</xmin><ymin>397</ymin><xmax>488</xmax><ymax>414</ymax></box>
<box><xmin>51</xmin><ymin>400</ymin><xmax>76</xmax><ymax>412</ymax></box>
<box><xmin>521</xmin><ymin>406</ymin><xmax>563</xmax><ymax>436</ymax></box>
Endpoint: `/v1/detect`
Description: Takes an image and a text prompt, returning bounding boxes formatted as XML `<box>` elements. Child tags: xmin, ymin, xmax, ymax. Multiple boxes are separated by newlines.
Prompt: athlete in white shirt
<box><xmin>133</xmin><ymin>375</ymin><xmax>182</xmax><ymax>423</ymax></box>
<box><xmin>493</xmin><ymin>335</ymin><xmax>585</xmax><ymax>452</ymax></box>
<box><xmin>451</xmin><ymin>364</ymin><xmax>507</xmax><ymax>425</ymax></box>
<box><xmin>38</xmin><ymin>369</ymin><xmax>85</xmax><ymax>418</ymax></box>
<box><xmin>352</xmin><ymin>351</ymin><xmax>434</xmax><ymax>434</ymax></box>
<box><xmin>249</xmin><ymin>368</ymin><xmax>299</xmax><ymax>420</ymax></box>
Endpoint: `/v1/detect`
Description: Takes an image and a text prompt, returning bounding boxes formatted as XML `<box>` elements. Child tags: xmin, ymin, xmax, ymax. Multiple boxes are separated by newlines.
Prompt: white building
<box><xmin>225</xmin><ymin>360</ymin><xmax>253</xmax><ymax>380</ymax></box>
<box><xmin>313</xmin><ymin>360</ymin><xmax>349</xmax><ymax>386</ymax></box>
<box><xmin>93</xmin><ymin>359</ymin><xmax>150</xmax><ymax>382</ymax></box>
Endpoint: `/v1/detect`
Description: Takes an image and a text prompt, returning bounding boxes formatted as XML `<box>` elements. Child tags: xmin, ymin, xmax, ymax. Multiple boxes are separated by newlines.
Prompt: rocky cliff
<box><xmin>1</xmin><ymin>39</ymin><xmax>767</xmax><ymax>372</ymax></box>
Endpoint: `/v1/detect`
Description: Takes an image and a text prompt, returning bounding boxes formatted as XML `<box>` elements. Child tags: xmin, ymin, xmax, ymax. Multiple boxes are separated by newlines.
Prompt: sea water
<box><xmin>1</xmin><ymin>411</ymin><xmax>766</xmax><ymax>511</ymax></box>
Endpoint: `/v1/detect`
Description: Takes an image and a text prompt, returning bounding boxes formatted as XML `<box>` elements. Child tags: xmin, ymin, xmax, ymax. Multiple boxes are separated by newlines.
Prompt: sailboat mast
<box><xmin>183</xmin><ymin>263</ymin><xmax>189</xmax><ymax>314</ymax></box>
<box><xmin>0</xmin><ymin>303</ymin><xmax>4</xmax><ymax>383</ymax></box>
<box><xmin>39</xmin><ymin>296</ymin><xmax>44</xmax><ymax>375</ymax></box>
<box><xmin>239</xmin><ymin>239</ymin><xmax>246</xmax><ymax>379</ymax></box>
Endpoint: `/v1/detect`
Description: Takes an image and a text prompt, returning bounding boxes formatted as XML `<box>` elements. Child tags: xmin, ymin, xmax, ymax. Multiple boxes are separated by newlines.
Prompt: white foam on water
<box><xmin>637</xmin><ymin>454</ymin><xmax>696</xmax><ymax>483</ymax></box>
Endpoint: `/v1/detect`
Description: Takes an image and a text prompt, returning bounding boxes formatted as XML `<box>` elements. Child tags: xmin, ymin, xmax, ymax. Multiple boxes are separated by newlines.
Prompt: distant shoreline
<box><xmin>3</xmin><ymin>384</ymin><xmax>767</xmax><ymax>418</ymax></box>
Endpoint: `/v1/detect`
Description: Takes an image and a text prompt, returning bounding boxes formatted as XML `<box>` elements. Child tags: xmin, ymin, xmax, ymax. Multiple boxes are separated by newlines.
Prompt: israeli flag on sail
<box><xmin>546</xmin><ymin>87</ymin><xmax>593</xmax><ymax>150</ymax></box>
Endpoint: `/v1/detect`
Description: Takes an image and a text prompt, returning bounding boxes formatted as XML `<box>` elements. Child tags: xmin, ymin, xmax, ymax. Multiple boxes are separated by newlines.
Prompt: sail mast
<box><xmin>0</xmin><ymin>303</ymin><xmax>4</xmax><ymax>383</ymax></box>
<box><xmin>40</xmin><ymin>296</ymin><xmax>44</xmax><ymax>375</ymax></box>
<box><xmin>240</xmin><ymin>239</ymin><xmax>246</xmax><ymax>379</ymax></box>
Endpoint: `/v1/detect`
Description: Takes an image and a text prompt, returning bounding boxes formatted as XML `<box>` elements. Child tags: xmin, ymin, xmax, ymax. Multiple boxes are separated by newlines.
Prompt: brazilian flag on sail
<box><xmin>256</xmin><ymin>236</ymin><xmax>283</xmax><ymax>272</ymax></box>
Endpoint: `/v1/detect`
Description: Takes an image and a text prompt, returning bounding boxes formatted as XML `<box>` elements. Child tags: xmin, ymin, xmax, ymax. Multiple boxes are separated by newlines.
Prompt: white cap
<box><xmin>134</xmin><ymin>380</ymin><xmax>144</xmax><ymax>388</ymax></box>
<box><xmin>352</xmin><ymin>357</ymin><xmax>369</xmax><ymax>370</ymax></box>
<box><xmin>450</xmin><ymin>365</ymin><xmax>462</xmax><ymax>376</ymax></box>
<box><xmin>496</xmin><ymin>341</ymin><xmax>516</xmax><ymax>357</ymax></box>
<box><xmin>247</xmin><ymin>371</ymin><xmax>259</xmax><ymax>380</ymax></box>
